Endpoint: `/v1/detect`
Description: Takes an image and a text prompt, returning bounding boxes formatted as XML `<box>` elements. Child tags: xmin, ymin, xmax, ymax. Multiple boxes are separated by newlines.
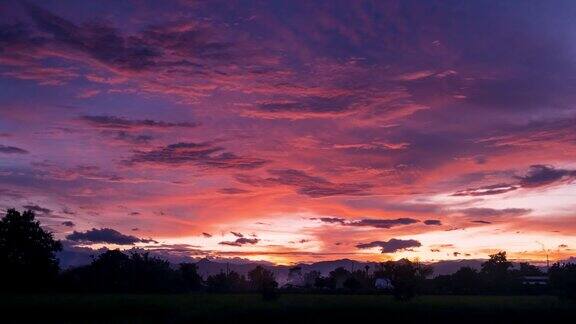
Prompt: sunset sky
<box><xmin>1</xmin><ymin>0</ymin><xmax>576</xmax><ymax>265</ymax></box>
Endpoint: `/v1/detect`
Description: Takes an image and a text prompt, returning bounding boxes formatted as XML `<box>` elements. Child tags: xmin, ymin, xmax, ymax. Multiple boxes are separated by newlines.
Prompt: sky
<box><xmin>1</xmin><ymin>0</ymin><xmax>576</xmax><ymax>266</ymax></box>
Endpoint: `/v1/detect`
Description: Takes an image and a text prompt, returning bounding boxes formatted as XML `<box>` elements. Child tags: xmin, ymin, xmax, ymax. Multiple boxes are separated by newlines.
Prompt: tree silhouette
<box><xmin>328</xmin><ymin>267</ymin><xmax>350</xmax><ymax>289</ymax></box>
<box><xmin>206</xmin><ymin>270</ymin><xmax>247</xmax><ymax>293</ymax></box>
<box><xmin>515</xmin><ymin>262</ymin><xmax>543</xmax><ymax>276</ymax></box>
<box><xmin>301</xmin><ymin>270</ymin><xmax>318</xmax><ymax>288</ymax></box>
<box><xmin>380</xmin><ymin>259</ymin><xmax>433</xmax><ymax>300</ymax></box>
<box><xmin>61</xmin><ymin>250</ymin><xmax>180</xmax><ymax>293</ymax></box>
<box><xmin>349</xmin><ymin>269</ymin><xmax>372</xmax><ymax>291</ymax></box>
<box><xmin>343</xmin><ymin>275</ymin><xmax>361</xmax><ymax>290</ymax></box>
<box><xmin>179</xmin><ymin>262</ymin><xmax>203</xmax><ymax>291</ymax></box>
<box><xmin>0</xmin><ymin>209</ymin><xmax>62</xmax><ymax>292</ymax></box>
<box><xmin>313</xmin><ymin>275</ymin><xmax>331</xmax><ymax>289</ymax></box>
<box><xmin>450</xmin><ymin>266</ymin><xmax>481</xmax><ymax>294</ymax></box>
<box><xmin>248</xmin><ymin>265</ymin><xmax>278</xmax><ymax>300</ymax></box>
<box><xmin>288</xmin><ymin>266</ymin><xmax>302</xmax><ymax>284</ymax></box>
<box><xmin>480</xmin><ymin>251</ymin><xmax>513</xmax><ymax>293</ymax></box>
<box><xmin>549</xmin><ymin>262</ymin><xmax>576</xmax><ymax>299</ymax></box>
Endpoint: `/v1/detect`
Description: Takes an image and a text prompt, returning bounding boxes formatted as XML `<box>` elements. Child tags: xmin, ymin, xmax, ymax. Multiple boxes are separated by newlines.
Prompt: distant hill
<box><xmin>58</xmin><ymin>246</ymin><xmax>570</xmax><ymax>281</ymax></box>
<box><xmin>192</xmin><ymin>258</ymin><xmax>485</xmax><ymax>283</ymax></box>
<box><xmin>428</xmin><ymin>259</ymin><xmax>485</xmax><ymax>276</ymax></box>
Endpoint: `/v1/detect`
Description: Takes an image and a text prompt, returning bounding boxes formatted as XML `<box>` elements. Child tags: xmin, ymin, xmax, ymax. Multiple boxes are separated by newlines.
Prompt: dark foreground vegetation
<box><xmin>2</xmin><ymin>208</ymin><xmax>576</xmax><ymax>322</ymax></box>
<box><xmin>1</xmin><ymin>294</ymin><xmax>575</xmax><ymax>323</ymax></box>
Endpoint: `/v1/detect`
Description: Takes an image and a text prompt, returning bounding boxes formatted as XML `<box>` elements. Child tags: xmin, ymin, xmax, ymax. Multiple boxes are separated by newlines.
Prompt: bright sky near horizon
<box><xmin>1</xmin><ymin>0</ymin><xmax>576</xmax><ymax>265</ymax></box>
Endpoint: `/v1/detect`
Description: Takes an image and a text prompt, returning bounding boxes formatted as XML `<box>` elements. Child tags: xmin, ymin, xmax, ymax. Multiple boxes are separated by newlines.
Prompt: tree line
<box><xmin>1</xmin><ymin>209</ymin><xmax>575</xmax><ymax>300</ymax></box>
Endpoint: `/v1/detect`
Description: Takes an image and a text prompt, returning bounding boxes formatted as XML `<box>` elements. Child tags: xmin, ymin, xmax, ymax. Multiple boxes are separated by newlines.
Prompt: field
<box><xmin>1</xmin><ymin>294</ymin><xmax>574</xmax><ymax>323</ymax></box>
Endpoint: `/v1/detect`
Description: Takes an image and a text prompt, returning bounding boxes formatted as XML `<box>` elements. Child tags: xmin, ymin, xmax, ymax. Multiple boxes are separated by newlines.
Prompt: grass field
<box><xmin>1</xmin><ymin>294</ymin><xmax>574</xmax><ymax>323</ymax></box>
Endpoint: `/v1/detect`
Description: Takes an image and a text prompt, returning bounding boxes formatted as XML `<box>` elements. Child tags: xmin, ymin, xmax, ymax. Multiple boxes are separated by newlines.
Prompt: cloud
<box><xmin>77</xmin><ymin>89</ymin><xmax>100</xmax><ymax>98</ymax></box>
<box><xmin>297</xmin><ymin>184</ymin><xmax>369</xmax><ymax>198</ymax></box>
<box><xmin>250</xmin><ymin>96</ymin><xmax>358</xmax><ymax>119</ymax></box>
<box><xmin>128</xmin><ymin>142</ymin><xmax>268</xmax><ymax>170</ymax></box>
<box><xmin>140</xmin><ymin>21</ymin><xmax>234</xmax><ymax>62</ymax></box>
<box><xmin>266</xmin><ymin>169</ymin><xmax>332</xmax><ymax>187</ymax></box>
<box><xmin>230</xmin><ymin>231</ymin><xmax>244</xmax><ymax>238</ymax></box>
<box><xmin>424</xmin><ymin>219</ymin><xmax>442</xmax><ymax>226</ymax></box>
<box><xmin>66</xmin><ymin>228</ymin><xmax>158</xmax><ymax>245</ymax></box>
<box><xmin>458</xmin><ymin>208</ymin><xmax>532</xmax><ymax>217</ymax></box>
<box><xmin>31</xmin><ymin>162</ymin><xmax>124</xmax><ymax>182</ymax></box>
<box><xmin>0</xmin><ymin>189</ymin><xmax>23</xmax><ymax>199</ymax></box>
<box><xmin>62</xmin><ymin>208</ymin><xmax>76</xmax><ymax>215</ymax></box>
<box><xmin>236</xmin><ymin>238</ymin><xmax>259</xmax><ymax>245</ymax></box>
<box><xmin>452</xmin><ymin>165</ymin><xmax>576</xmax><ymax>197</ymax></box>
<box><xmin>26</xmin><ymin>4</ymin><xmax>161</xmax><ymax>72</ymax></box>
<box><xmin>61</xmin><ymin>221</ymin><xmax>75</xmax><ymax>227</ymax></box>
<box><xmin>219</xmin><ymin>237</ymin><xmax>259</xmax><ymax>246</ymax></box>
<box><xmin>23</xmin><ymin>204</ymin><xmax>51</xmax><ymax>214</ymax></box>
<box><xmin>0</xmin><ymin>145</ymin><xmax>28</xmax><ymax>154</ymax></box>
<box><xmin>80</xmin><ymin>115</ymin><xmax>198</xmax><ymax>129</ymax></box>
<box><xmin>517</xmin><ymin>165</ymin><xmax>576</xmax><ymax>188</ymax></box>
<box><xmin>356</xmin><ymin>238</ymin><xmax>422</xmax><ymax>253</ymax></box>
<box><xmin>109</xmin><ymin>131</ymin><xmax>153</xmax><ymax>145</ymax></box>
<box><xmin>202</xmin><ymin>232</ymin><xmax>212</xmax><ymax>238</ymax></box>
<box><xmin>1</xmin><ymin>66</ymin><xmax>78</xmax><ymax>85</ymax></box>
<box><xmin>312</xmin><ymin>217</ymin><xmax>420</xmax><ymax>229</ymax></box>
<box><xmin>15</xmin><ymin>3</ymin><xmax>254</xmax><ymax>101</ymax></box>
<box><xmin>346</xmin><ymin>218</ymin><xmax>420</xmax><ymax>229</ymax></box>
<box><xmin>237</xmin><ymin>168</ymin><xmax>370</xmax><ymax>197</ymax></box>
<box><xmin>452</xmin><ymin>183</ymin><xmax>519</xmax><ymax>196</ymax></box>
<box><xmin>218</xmin><ymin>188</ymin><xmax>250</xmax><ymax>194</ymax></box>
<box><xmin>311</xmin><ymin>217</ymin><xmax>346</xmax><ymax>224</ymax></box>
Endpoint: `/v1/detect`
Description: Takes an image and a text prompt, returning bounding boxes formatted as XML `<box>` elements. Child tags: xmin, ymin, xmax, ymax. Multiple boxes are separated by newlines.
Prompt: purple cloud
<box><xmin>61</xmin><ymin>221</ymin><xmax>75</xmax><ymax>227</ymax></box>
<box><xmin>517</xmin><ymin>165</ymin><xmax>576</xmax><ymax>188</ymax></box>
<box><xmin>424</xmin><ymin>219</ymin><xmax>442</xmax><ymax>226</ymax></box>
<box><xmin>452</xmin><ymin>183</ymin><xmax>519</xmax><ymax>196</ymax></box>
<box><xmin>311</xmin><ymin>217</ymin><xmax>346</xmax><ymax>224</ymax></box>
<box><xmin>219</xmin><ymin>237</ymin><xmax>259</xmax><ymax>246</ymax></box>
<box><xmin>230</xmin><ymin>231</ymin><xmax>244</xmax><ymax>238</ymax></box>
<box><xmin>66</xmin><ymin>228</ymin><xmax>158</xmax><ymax>245</ymax></box>
<box><xmin>356</xmin><ymin>239</ymin><xmax>422</xmax><ymax>253</ymax></box>
<box><xmin>218</xmin><ymin>188</ymin><xmax>250</xmax><ymax>194</ymax></box>
<box><xmin>458</xmin><ymin>208</ymin><xmax>532</xmax><ymax>217</ymax></box>
<box><xmin>81</xmin><ymin>115</ymin><xmax>198</xmax><ymax>129</ymax></box>
<box><xmin>313</xmin><ymin>217</ymin><xmax>420</xmax><ymax>229</ymax></box>
<box><xmin>128</xmin><ymin>142</ymin><xmax>268</xmax><ymax>170</ymax></box>
<box><xmin>453</xmin><ymin>165</ymin><xmax>576</xmax><ymax>196</ymax></box>
<box><xmin>0</xmin><ymin>145</ymin><xmax>28</xmax><ymax>154</ymax></box>
<box><xmin>237</xmin><ymin>169</ymin><xmax>370</xmax><ymax>198</ymax></box>
<box><xmin>23</xmin><ymin>204</ymin><xmax>51</xmax><ymax>214</ymax></box>
<box><xmin>346</xmin><ymin>218</ymin><xmax>420</xmax><ymax>229</ymax></box>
